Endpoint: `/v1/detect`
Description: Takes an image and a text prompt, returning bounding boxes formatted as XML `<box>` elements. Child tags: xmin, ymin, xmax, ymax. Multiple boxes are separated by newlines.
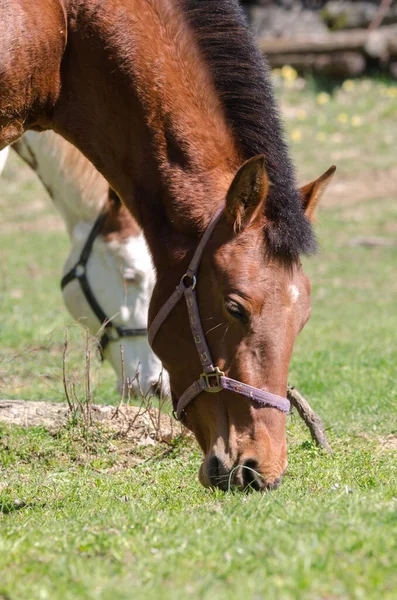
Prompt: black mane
<box><xmin>181</xmin><ymin>0</ymin><xmax>316</xmax><ymax>258</ymax></box>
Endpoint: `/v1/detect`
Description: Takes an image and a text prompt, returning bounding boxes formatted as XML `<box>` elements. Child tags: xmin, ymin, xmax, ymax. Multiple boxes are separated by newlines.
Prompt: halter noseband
<box><xmin>61</xmin><ymin>210</ymin><xmax>147</xmax><ymax>358</ymax></box>
<box><xmin>148</xmin><ymin>207</ymin><xmax>290</xmax><ymax>420</ymax></box>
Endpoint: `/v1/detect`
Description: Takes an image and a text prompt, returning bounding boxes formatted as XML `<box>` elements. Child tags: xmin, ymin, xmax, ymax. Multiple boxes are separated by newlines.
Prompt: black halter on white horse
<box><xmin>61</xmin><ymin>210</ymin><xmax>147</xmax><ymax>359</ymax></box>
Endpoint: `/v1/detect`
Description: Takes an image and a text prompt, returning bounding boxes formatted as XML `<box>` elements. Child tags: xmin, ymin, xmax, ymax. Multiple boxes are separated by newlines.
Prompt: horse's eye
<box><xmin>224</xmin><ymin>298</ymin><xmax>248</xmax><ymax>324</ymax></box>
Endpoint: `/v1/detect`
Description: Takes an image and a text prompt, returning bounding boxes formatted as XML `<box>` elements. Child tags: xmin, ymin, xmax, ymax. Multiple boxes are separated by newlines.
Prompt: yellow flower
<box><xmin>272</xmin><ymin>68</ymin><xmax>282</xmax><ymax>78</ymax></box>
<box><xmin>281</xmin><ymin>65</ymin><xmax>298</xmax><ymax>82</ymax></box>
<box><xmin>317</xmin><ymin>92</ymin><xmax>330</xmax><ymax>105</ymax></box>
<box><xmin>297</xmin><ymin>109</ymin><xmax>307</xmax><ymax>121</ymax></box>
<box><xmin>337</xmin><ymin>113</ymin><xmax>349</xmax><ymax>124</ymax></box>
<box><xmin>342</xmin><ymin>80</ymin><xmax>355</xmax><ymax>92</ymax></box>
<box><xmin>291</xmin><ymin>128</ymin><xmax>302</xmax><ymax>142</ymax></box>
<box><xmin>351</xmin><ymin>115</ymin><xmax>362</xmax><ymax>127</ymax></box>
<box><xmin>387</xmin><ymin>87</ymin><xmax>397</xmax><ymax>98</ymax></box>
<box><xmin>316</xmin><ymin>132</ymin><xmax>327</xmax><ymax>142</ymax></box>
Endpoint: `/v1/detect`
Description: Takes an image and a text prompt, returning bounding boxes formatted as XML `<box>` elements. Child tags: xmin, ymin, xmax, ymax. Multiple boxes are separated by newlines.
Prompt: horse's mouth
<box><xmin>199</xmin><ymin>456</ymin><xmax>285</xmax><ymax>492</ymax></box>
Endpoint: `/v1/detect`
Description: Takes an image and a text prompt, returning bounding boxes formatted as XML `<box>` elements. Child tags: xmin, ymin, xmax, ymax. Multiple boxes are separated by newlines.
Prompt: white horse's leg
<box><xmin>0</xmin><ymin>146</ymin><xmax>10</xmax><ymax>175</ymax></box>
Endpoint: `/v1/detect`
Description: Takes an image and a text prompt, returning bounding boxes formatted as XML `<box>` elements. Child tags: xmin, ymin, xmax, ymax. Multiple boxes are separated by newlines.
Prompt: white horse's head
<box><xmin>62</xmin><ymin>220</ymin><xmax>168</xmax><ymax>395</ymax></box>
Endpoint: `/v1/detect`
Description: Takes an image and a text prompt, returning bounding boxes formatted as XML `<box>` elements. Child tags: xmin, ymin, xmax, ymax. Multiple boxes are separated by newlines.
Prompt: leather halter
<box><xmin>148</xmin><ymin>207</ymin><xmax>290</xmax><ymax>420</ymax></box>
<box><xmin>61</xmin><ymin>210</ymin><xmax>147</xmax><ymax>359</ymax></box>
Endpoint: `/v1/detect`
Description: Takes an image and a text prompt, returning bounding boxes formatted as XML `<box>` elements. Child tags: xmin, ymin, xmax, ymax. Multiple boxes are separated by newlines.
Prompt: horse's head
<box><xmin>62</xmin><ymin>221</ymin><xmax>167</xmax><ymax>395</ymax></box>
<box><xmin>151</xmin><ymin>157</ymin><xmax>335</xmax><ymax>491</ymax></box>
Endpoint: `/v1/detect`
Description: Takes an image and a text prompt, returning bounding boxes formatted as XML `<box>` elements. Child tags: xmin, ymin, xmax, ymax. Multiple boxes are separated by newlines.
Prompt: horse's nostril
<box><xmin>240</xmin><ymin>460</ymin><xmax>284</xmax><ymax>492</ymax></box>
<box><xmin>241</xmin><ymin>459</ymin><xmax>264</xmax><ymax>491</ymax></box>
<box><xmin>207</xmin><ymin>456</ymin><xmax>230</xmax><ymax>490</ymax></box>
<box><xmin>207</xmin><ymin>456</ymin><xmax>220</xmax><ymax>488</ymax></box>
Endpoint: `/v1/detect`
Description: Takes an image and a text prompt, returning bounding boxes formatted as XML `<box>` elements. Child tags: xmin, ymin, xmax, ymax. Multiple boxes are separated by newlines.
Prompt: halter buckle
<box><xmin>75</xmin><ymin>263</ymin><xmax>86</xmax><ymax>277</ymax></box>
<box><xmin>200</xmin><ymin>367</ymin><xmax>224</xmax><ymax>393</ymax></box>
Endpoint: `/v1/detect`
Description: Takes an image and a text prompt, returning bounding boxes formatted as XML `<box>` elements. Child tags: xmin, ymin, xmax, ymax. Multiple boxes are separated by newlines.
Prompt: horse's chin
<box><xmin>198</xmin><ymin>459</ymin><xmax>211</xmax><ymax>488</ymax></box>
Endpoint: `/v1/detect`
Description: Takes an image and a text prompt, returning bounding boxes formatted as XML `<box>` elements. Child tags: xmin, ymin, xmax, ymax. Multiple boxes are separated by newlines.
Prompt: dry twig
<box><xmin>287</xmin><ymin>386</ymin><xmax>333</xmax><ymax>454</ymax></box>
<box><xmin>62</xmin><ymin>329</ymin><xmax>75</xmax><ymax>414</ymax></box>
<box><xmin>369</xmin><ymin>0</ymin><xmax>393</xmax><ymax>31</ymax></box>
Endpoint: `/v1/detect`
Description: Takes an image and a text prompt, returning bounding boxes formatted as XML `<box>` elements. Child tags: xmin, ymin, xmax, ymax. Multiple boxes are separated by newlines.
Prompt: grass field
<box><xmin>1</xmin><ymin>75</ymin><xmax>396</xmax><ymax>599</ymax></box>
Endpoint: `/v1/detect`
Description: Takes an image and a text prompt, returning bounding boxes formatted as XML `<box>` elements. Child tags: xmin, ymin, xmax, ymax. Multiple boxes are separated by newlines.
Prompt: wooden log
<box><xmin>369</xmin><ymin>0</ymin><xmax>394</xmax><ymax>31</ymax></box>
<box><xmin>269</xmin><ymin>51</ymin><xmax>366</xmax><ymax>76</ymax></box>
<box><xmin>259</xmin><ymin>24</ymin><xmax>397</xmax><ymax>58</ymax></box>
<box><xmin>287</xmin><ymin>387</ymin><xmax>333</xmax><ymax>454</ymax></box>
<box><xmin>389</xmin><ymin>36</ymin><xmax>397</xmax><ymax>56</ymax></box>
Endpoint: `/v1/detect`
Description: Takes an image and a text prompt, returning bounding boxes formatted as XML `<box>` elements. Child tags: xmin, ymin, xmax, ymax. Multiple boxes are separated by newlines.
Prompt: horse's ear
<box><xmin>226</xmin><ymin>155</ymin><xmax>269</xmax><ymax>233</ymax></box>
<box><xmin>300</xmin><ymin>165</ymin><xmax>336</xmax><ymax>222</ymax></box>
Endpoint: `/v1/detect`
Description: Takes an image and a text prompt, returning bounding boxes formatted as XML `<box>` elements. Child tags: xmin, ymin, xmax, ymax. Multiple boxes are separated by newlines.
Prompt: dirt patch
<box><xmin>323</xmin><ymin>167</ymin><xmax>397</xmax><ymax>208</ymax></box>
<box><xmin>0</xmin><ymin>399</ymin><xmax>184</xmax><ymax>445</ymax></box>
<box><xmin>378</xmin><ymin>434</ymin><xmax>397</xmax><ymax>451</ymax></box>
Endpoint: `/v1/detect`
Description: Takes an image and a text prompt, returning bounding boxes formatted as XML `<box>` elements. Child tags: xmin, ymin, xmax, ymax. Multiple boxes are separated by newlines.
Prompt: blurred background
<box><xmin>243</xmin><ymin>0</ymin><xmax>397</xmax><ymax>78</ymax></box>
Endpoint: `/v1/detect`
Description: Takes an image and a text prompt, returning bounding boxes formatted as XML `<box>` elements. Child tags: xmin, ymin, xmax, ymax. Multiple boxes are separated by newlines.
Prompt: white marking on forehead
<box><xmin>289</xmin><ymin>284</ymin><xmax>300</xmax><ymax>303</ymax></box>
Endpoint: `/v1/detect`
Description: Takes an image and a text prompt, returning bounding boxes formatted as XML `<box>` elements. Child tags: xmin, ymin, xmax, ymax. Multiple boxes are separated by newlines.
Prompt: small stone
<box><xmin>137</xmin><ymin>436</ymin><xmax>155</xmax><ymax>447</ymax></box>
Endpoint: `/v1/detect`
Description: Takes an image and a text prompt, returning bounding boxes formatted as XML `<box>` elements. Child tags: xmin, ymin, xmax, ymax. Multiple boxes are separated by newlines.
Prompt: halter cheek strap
<box><xmin>148</xmin><ymin>207</ymin><xmax>290</xmax><ymax>420</ymax></box>
<box><xmin>61</xmin><ymin>210</ymin><xmax>147</xmax><ymax>358</ymax></box>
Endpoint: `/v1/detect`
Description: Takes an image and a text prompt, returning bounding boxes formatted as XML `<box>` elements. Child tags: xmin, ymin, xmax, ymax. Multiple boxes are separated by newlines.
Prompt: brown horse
<box><xmin>0</xmin><ymin>0</ymin><xmax>335</xmax><ymax>491</ymax></box>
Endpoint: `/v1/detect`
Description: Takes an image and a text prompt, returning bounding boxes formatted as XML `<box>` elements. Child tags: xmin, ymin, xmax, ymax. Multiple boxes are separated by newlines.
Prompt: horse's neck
<box><xmin>52</xmin><ymin>0</ymin><xmax>239</xmax><ymax>271</ymax></box>
<box><xmin>13</xmin><ymin>131</ymin><xmax>109</xmax><ymax>236</ymax></box>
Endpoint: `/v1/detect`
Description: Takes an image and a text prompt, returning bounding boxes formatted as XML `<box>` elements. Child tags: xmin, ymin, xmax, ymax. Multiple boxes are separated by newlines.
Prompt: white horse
<box><xmin>1</xmin><ymin>131</ymin><xmax>167</xmax><ymax>394</ymax></box>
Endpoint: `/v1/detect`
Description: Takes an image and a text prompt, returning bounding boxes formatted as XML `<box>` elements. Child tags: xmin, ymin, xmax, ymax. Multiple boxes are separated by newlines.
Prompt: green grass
<box><xmin>0</xmin><ymin>152</ymin><xmax>117</xmax><ymax>404</ymax></box>
<box><xmin>1</xmin><ymin>426</ymin><xmax>396</xmax><ymax>599</ymax></box>
<box><xmin>1</xmin><ymin>77</ymin><xmax>397</xmax><ymax>599</ymax></box>
<box><xmin>276</xmin><ymin>74</ymin><xmax>397</xmax><ymax>180</ymax></box>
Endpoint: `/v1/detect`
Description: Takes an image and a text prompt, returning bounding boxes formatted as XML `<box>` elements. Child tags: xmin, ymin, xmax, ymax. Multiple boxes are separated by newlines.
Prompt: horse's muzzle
<box><xmin>199</xmin><ymin>454</ymin><xmax>284</xmax><ymax>492</ymax></box>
